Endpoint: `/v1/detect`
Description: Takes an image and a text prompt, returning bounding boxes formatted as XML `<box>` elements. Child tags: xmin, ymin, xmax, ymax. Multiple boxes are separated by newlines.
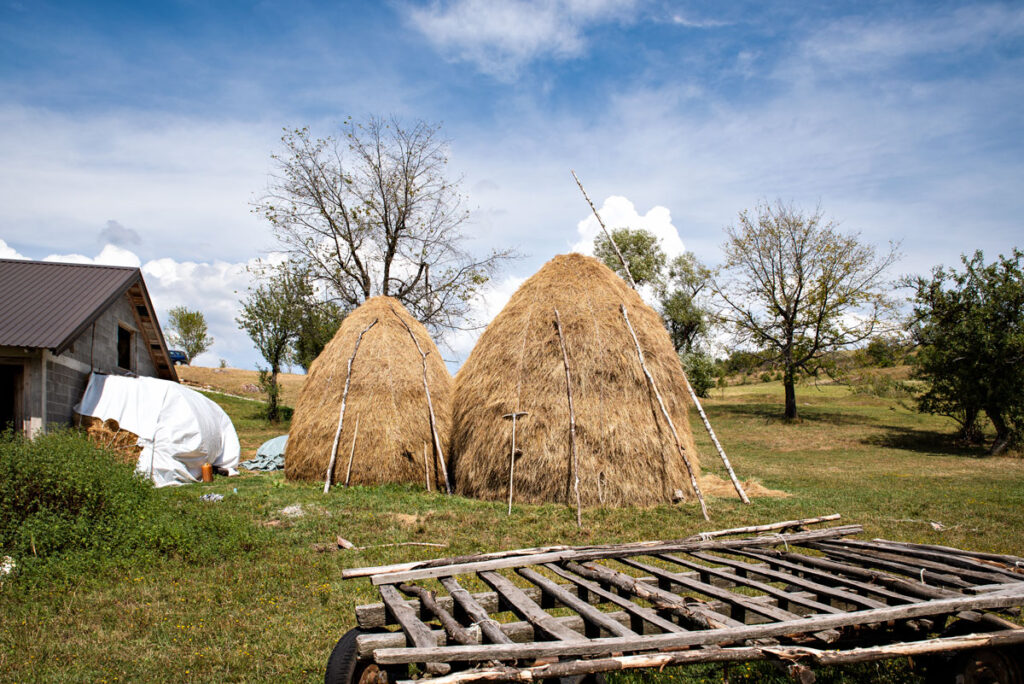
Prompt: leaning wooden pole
<box><xmin>344</xmin><ymin>416</ymin><xmax>361</xmax><ymax>487</ymax></box>
<box><xmin>683</xmin><ymin>374</ymin><xmax>749</xmax><ymax>503</ymax></box>
<box><xmin>554</xmin><ymin>309</ymin><xmax>582</xmax><ymax>529</ymax></box>
<box><xmin>621</xmin><ymin>305</ymin><xmax>709</xmax><ymax>521</ymax></box>
<box><xmin>325</xmin><ymin>318</ymin><xmax>378</xmax><ymax>493</ymax></box>
<box><xmin>571</xmin><ymin>170</ymin><xmax>637</xmax><ymax>290</ymax></box>
<box><xmin>392</xmin><ymin>308</ymin><xmax>452</xmax><ymax>494</ymax></box>
<box><xmin>573</xmin><ymin>170</ymin><xmax>746</xmax><ymax>505</ymax></box>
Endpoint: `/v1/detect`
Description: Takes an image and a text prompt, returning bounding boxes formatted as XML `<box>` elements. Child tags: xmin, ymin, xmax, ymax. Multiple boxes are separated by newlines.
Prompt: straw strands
<box><xmin>285</xmin><ymin>296</ymin><xmax>453</xmax><ymax>488</ymax></box>
<box><xmin>452</xmin><ymin>254</ymin><xmax>700</xmax><ymax>508</ymax></box>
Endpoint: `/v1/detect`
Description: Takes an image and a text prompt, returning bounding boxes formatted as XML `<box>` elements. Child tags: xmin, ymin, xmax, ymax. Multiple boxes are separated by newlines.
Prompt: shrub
<box><xmin>0</xmin><ymin>431</ymin><xmax>260</xmax><ymax>585</ymax></box>
<box><xmin>681</xmin><ymin>351</ymin><xmax>717</xmax><ymax>398</ymax></box>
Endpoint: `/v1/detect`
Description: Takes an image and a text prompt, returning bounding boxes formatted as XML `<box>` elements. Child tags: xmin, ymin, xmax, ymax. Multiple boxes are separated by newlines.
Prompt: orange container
<box><xmin>201</xmin><ymin>462</ymin><xmax>213</xmax><ymax>483</ymax></box>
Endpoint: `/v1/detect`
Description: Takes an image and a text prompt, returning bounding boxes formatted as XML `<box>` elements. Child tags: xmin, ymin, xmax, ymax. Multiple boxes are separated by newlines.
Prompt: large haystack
<box><xmin>452</xmin><ymin>253</ymin><xmax>700</xmax><ymax>508</ymax></box>
<box><xmin>285</xmin><ymin>296</ymin><xmax>452</xmax><ymax>488</ymax></box>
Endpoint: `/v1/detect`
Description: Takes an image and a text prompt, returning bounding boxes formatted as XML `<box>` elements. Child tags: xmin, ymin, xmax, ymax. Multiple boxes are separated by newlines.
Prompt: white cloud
<box><xmin>406</xmin><ymin>0</ymin><xmax>637</xmax><ymax>77</ymax></box>
<box><xmin>570</xmin><ymin>195</ymin><xmax>685</xmax><ymax>258</ymax></box>
<box><xmin>0</xmin><ymin>238</ymin><xmax>26</xmax><ymax>259</ymax></box>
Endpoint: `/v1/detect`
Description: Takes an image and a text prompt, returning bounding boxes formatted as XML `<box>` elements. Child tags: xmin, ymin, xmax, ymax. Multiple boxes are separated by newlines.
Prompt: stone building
<box><xmin>0</xmin><ymin>258</ymin><xmax>177</xmax><ymax>435</ymax></box>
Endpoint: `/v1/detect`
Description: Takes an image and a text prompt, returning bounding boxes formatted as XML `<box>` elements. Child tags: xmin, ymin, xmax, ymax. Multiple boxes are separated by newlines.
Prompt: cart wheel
<box><xmin>325</xmin><ymin>628</ymin><xmax>379</xmax><ymax>684</ymax></box>
<box><xmin>952</xmin><ymin>648</ymin><xmax>1023</xmax><ymax>684</ymax></box>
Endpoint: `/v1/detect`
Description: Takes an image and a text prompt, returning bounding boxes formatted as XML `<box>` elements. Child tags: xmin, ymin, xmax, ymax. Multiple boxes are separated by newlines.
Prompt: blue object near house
<box><xmin>240</xmin><ymin>434</ymin><xmax>288</xmax><ymax>471</ymax></box>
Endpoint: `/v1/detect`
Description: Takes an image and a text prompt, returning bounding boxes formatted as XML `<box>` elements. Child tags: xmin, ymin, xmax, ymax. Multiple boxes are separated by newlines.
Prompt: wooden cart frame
<box><xmin>332</xmin><ymin>515</ymin><xmax>1024</xmax><ymax>683</ymax></box>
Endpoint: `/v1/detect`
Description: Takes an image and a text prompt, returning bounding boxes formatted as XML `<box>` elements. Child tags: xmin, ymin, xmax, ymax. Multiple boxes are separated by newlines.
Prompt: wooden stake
<box><xmin>554</xmin><ymin>309</ymin><xmax>582</xmax><ymax>528</ymax></box>
<box><xmin>621</xmin><ymin>305</ymin><xmax>709</xmax><ymax>520</ymax></box>
<box><xmin>344</xmin><ymin>416</ymin><xmax>360</xmax><ymax>487</ymax></box>
<box><xmin>324</xmin><ymin>318</ymin><xmax>377</xmax><ymax>494</ymax></box>
<box><xmin>423</xmin><ymin>442</ymin><xmax>431</xmax><ymax>492</ymax></box>
<box><xmin>392</xmin><ymin>307</ymin><xmax>451</xmax><ymax>494</ymax></box>
<box><xmin>682</xmin><ymin>374</ymin><xmax>749</xmax><ymax>503</ymax></box>
<box><xmin>571</xmin><ymin>170</ymin><xmax>637</xmax><ymax>290</ymax></box>
<box><xmin>503</xmin><ymin>411</ymin><xmax>529</xmax><ymax>515</ymax></box>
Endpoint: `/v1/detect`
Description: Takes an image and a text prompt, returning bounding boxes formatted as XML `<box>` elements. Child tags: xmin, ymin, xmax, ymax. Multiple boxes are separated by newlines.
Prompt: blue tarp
<box><xmin>240</xmin><ymin>434</ymin><xmax>288</xmax><ymax>471</ymax></box>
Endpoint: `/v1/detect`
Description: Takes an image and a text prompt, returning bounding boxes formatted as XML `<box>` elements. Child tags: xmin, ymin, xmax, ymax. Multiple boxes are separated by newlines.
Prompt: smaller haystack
<box><xmin>452</xmin><ymin>253</ymin><xmax>700</xmax><ymax>508</ymax></box>
<box><xmin>285</xmin><ymin>296</ymin><xmax>452</xmax><ymax>488</ymax></box>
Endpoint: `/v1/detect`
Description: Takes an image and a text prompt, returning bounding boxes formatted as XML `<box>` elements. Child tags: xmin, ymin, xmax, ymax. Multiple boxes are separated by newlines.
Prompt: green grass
<box><xmin>1</xmin><ymin>382</ymin><xmax>1021</xmax><ymax>682</ymax></box>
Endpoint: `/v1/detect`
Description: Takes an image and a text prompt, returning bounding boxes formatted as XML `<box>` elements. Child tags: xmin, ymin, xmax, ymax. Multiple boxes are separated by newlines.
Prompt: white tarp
<box><xmin>75</xmin><ymin>373</ymin><xmax>240</xmax><ymax>487</ymax></box>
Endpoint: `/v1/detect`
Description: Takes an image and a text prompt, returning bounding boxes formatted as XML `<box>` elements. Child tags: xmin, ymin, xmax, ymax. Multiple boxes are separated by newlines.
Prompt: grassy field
<box><xmin>1</xmin><ymin>377</ymin><xmax>1022</xmax><ymax>682</ymax></box>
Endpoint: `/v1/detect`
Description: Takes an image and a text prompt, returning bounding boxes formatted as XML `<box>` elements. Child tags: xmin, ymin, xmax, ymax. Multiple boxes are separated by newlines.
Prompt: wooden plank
<box><xmin>517</xmin><ymin>567</ymin><xmax>638</xmax><ymax>637</ymax></box>
<box><xmin>378</xmin><ymin>584</ymin><xmax>451</xmax><ymax>675</ymax></box>
<box><xmin>366</xmin><ymin>526</ymin><xmax>863</xmax><ymax>585</ymax></box>
<box><xmin>543</xmin><ymin>563</ymin><xmax>685</xmax><ymax>634</ymax></box>
<box><xmin>871</xmin><ymin>539</ymin><xmax>1024</xmax><ymax>567</ymax></box>
<box><xmin>683</xmin><ymin>515</ymin><xmax>841</xmax><ymax>541</ymax></box>
<box><xmin>399</xmin><ymin>628</ymin><xmax>1024</xmax><ymax>684</ymax></box>
<box><xmin>398</xmin><ymin>583</ymin><xmax>475</xmax><ymax>645</ymax></box>
<box><xmin>686</xmin><ymin>550</ymin><xmax>887</xmax><ymax>610</ymax></box>
<box><xmin>371</xmin><ymin>586</ymin><xmax>1024</xmax><ymax>665</ymax></box>
<box><xmin>562</xmin><ymin>560</ymin><xmax>745</xmax><ymax>630</ymax></box>
<box><xmin>618</xmin><ymin>557</ymin><xmax>811</xmax><ymax>624</ymax></box>
<box><xmin>807</xmin><ymin>543</ymin><xmax>972</xmax><ymax>588</ymax></box>
<box><xmin>824</xmin><ymin>539</ymin><xmax>1018</xmax><ymax>584</ymax></box>
<box><xmin>438</xmin><ymin>576</ymin><xmax>513</xmax><ymax>645</ymax></box>
<box><xmin>478</xmin><ymin>571</ymin><xmax>587</xmax><ymax>642</ymax></box>
<box><xmin>658</xmin><ymin>553</ymin><xmax>845</xmax><ymax>614</ymax></box>
<box><xmin>733</xmin><ymin>549</ymin><xmax>922</xmax><ymax>604</ymax></box>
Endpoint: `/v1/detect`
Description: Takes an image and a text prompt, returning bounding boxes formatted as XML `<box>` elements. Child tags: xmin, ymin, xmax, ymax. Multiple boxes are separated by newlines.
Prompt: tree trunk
<box><xmin>783</xmin><ymin>363</ymin><xmax>797</xmax><ymax>420</ymax></box>
<box><xmin>986</xmin><ymin>406</ymin><xmax>1011</xmax><ymax>456</ymax></box>
<box><xmin>268</xmin><ymin>366</ymin><xmax>280</xmax><ymax>423</ymax></box>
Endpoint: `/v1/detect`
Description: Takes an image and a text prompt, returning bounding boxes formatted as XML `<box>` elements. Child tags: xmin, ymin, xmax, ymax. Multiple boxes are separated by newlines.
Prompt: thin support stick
<box><xmin>554</xmin><ymin>308</ymin><xmax>582</xmax><ymax>528</ymax></box>
<box><xmin>325</xmin><ymin>318</ymin><xmax>378</xmax><ymax>493</ymax></box>
<box><xmin>392</xmin><ymin>307</ymin><xmax>452</xmax><ymax>494</ymax></box>
<box><xmin>571</xmin><ymin>170</ymin><xmax>637</xmax><ymax>290</ymax></box>
<box><xmin>503</xmin><ymin>411</ymin><xmax>529</xmax><ymax>515</ymax></box>
<box><xmin>683</xmin><ymin>374</ymin><xmax>749</xmax><ymax>504</ymax></box>
<box><xmin>423</xmin><ymin>442</ymin><xmax>431</xmax><ymax>492</ymax></box>
<box><xmin>621</xmin><ymin>305</ymin><xmax>709</xmax><ymax>521</ymax></box>
<box><xmin>344</xmin><ymin>416</ymin><xmax>361</xmax><ymax>487</ymax></box>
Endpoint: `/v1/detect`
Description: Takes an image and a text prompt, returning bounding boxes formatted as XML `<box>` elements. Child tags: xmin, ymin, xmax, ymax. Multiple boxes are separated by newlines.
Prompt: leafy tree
<box><xmin>594</xmin><ymin>227</ymin><xmax>666</xmax><ymax>287</ymax></box>
<box><xmin>236</xmin><ymin>263</ymin><xmax>310</xmax><ymax>422</ymax></box>
<box><xmin>906</xmin><ymin>249</ymin><xmax>1024</xmax><ymax>454</ymax></box>
<box><xmin>293</xmin><ymin>300</ymin><xmax>348</xmax><ymax>372</ymax></box>
<box><xmin>256</xmin><ymin>117</ymin><xmax>512</xmax><ymax>336</ymax></box>
<box><xmin>713</xmin><ymin>200</ymin><xmax>899</xmax><ymax>420</ymax></box>
<box><xmin>660</xmin><ymin>253</ymin><xmax>713</xmax><ymax>353</ymax></box>
<box><xmin>594</xmin><ymin>228</ymin><xmax>715</xmax><ymax>355</ymax></box>
<box><xmin>166</xmin><ymin>306</ymin><xmax>213</xmax><ymax>364</ymax></box>
<box><xmin>681</xmin><ymin>351</ymin><xmax>717</xmax><ymax>398</ymax></box>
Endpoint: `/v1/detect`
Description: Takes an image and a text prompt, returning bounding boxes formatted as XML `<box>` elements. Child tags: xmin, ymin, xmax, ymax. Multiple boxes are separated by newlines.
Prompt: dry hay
<box><xmin>699</xmin><ymin>473</ymin><xmax>789</xmax><ymax>499</ymax></box>
<box><xmin>76</xmin><ymin>415</ymin><xmax>142</xmax><ymax>464</ymax></box>
<box><xmin>452</xmin><ymin>253</ymin><xmax>701</xmax><ymax>508</ymax></box>
<box><xmin>284</xmin><ymin>296</ymin><xmax>452</xmax><ymax>488</ymax></box>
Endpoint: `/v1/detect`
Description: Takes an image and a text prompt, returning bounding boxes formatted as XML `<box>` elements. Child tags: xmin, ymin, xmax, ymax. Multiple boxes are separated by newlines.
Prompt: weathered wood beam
<box><xmin>371</xmin><ymin>586</ymin><xmax>1024</xmax><ymax>665</ymax></box>
<box><xmin>478</xmin><ymin>571</ymin><xmax>587</xmax><ymax>642</ymax></box>
<box><xmin>517</xmin><ymin>567</ymin><xmax>638</xmax><ymax>637</ymax></box>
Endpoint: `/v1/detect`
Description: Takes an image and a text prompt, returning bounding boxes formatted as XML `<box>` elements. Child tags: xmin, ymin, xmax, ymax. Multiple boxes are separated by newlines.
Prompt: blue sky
<box><xmin>1</xmin><ymin>0</ymin><xmax>1022</xmax><ymax>369</ymax></box>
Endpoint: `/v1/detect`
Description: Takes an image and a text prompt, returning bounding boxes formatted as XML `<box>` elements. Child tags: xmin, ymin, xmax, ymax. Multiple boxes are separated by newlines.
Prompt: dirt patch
<box><xmin>699</xmin><ymin>473</ymin><xmax>789</xmax><ymax>499</ymax></box>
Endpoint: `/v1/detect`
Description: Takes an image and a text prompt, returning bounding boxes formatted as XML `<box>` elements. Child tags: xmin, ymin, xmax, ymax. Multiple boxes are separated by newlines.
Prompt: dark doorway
<box><xmin>1</xmin><ymin>364</ymin><xmax>23</xmax><ymax>433</ymax></box>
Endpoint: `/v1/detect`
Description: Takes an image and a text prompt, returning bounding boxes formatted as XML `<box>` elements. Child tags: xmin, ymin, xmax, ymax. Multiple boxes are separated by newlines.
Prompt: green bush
<box><xmin>681</xmin><ymin>351</ymin><xmax>717</xmax><ymax>398</ymax></box>
<box><xmin>0</xmin><ymin>431</ymin><xmax>260</xmax><ymax>585</ymax></box>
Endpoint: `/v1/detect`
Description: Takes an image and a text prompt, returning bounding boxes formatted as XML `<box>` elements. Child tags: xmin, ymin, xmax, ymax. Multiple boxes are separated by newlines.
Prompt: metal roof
<box><xmin>0</xmin><ymin>259</ymin><xmax>177</xmax><ymax>381</ymax></box>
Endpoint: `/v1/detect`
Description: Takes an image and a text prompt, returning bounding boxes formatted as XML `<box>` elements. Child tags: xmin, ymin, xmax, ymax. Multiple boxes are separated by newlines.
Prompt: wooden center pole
<box><xmin>344</xmin><ymin>416</ymin><xmax>360</xmax><ymax>487</ymax></box>
<box><xmin>621</xmin><ymin>305</ymin><xmax>709</xmax><ymax>521</ymax></box>
<box><xmin>554</xmin><ymin>309</ymin><xmax>582</xmax><ymax>528</ymax></box>
<box><xmin>683</xmin><ymin>374</ymin><xmax>749</xmax><ymax>503</ymax></box>
<box><xmin>325</xmin><ymin>318</ymin><xmax>378</xmax><ymax>493</ymax></box>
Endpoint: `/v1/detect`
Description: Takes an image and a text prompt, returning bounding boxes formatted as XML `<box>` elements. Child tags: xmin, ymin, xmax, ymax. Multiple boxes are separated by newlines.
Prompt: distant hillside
<box><xmin>176</xmin><ymin>365</ymin><xmax>306</xmax><ymax>407</ymax></box>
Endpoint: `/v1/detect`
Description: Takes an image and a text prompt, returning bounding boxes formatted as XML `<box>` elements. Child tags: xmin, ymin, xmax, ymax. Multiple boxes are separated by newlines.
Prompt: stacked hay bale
<box><xmin>284</xmin><ymin>296</ymin><xmax>452</xmax><ymax>488</ymax></box>
<box><xmin>452</xmin><ymin>253</ymin><xmax>700</xmax><ymax>508</ymax></box>
<box><xmin>76</xmin><ymin>415</ymin><xmax>143</xmax><ymax>464</ymax></box>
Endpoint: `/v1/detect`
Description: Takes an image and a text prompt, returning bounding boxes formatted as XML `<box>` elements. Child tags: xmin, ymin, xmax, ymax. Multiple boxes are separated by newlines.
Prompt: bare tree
<box><xmin>256</xmin><ymin>117</ymin><xmax>512</xmax><ymax>335</ymax></box>
<box><xmin>713</xmin><ymin>201</ymin><xmax>899</xmax><ymax>420</ymax></box>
